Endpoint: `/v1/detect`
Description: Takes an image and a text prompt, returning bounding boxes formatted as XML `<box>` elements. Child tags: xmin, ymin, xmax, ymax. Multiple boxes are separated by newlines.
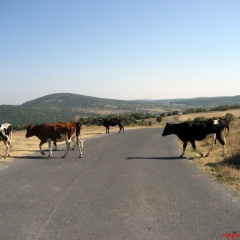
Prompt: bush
<box><xmin>225</xmin><ymin>113</ymin><xmax>235</xmax><ymax>121</ymax></box>
<box><xmin>194</xmin><ymin>116</ymin><xmax>209</xmax><ymax>121</ymax></box>
<box><xmin>156</xmin><ymin>116</ymin><xmax>162</xmax><ymax>123</ymax></box>
<box><xmin>148</xmin><ymin>121</ymin><xmax>152</xmax><ymax>126</ymax></box>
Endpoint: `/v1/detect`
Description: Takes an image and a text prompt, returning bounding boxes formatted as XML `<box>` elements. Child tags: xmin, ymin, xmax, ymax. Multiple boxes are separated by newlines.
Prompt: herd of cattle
<box><xmin>0</xmin><ymin>116</ymin><xmax>231</xmax><ymax>158</ymax></box>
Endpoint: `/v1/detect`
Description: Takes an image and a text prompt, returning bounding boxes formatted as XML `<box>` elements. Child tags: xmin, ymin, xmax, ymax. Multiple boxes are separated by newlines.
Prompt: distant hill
<box><xmin>0</xmin><ymin>93</ymin><xmax>164</xmax><ymax>126</ymax></box>
<box><xmin>0</xmin><ymin>93</ymin><xmax>239</xmax><ymax>126</ymax></box>
<box><xmin>159</xmin><ymin>95</ymin><xmax>240</xmax><ymax>108</ymax></box>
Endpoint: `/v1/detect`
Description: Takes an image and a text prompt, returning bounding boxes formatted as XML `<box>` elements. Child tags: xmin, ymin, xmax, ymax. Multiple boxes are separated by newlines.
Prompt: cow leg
<box><xmin>216</xmin><ymin>132</ymin><xmax>226</xmax><ymax>157</ymax></box>
<box><xmin>62</xmin><ymin>135</ymin><xmax>70</xmax><ymax>158</ymax></box>
<box><xmin>48</xmin><ymin>141</ymin><xmax>53</xmax><ymax>157</ymax></box>
<box><xmin>39</xmin><ymin>141</ymin><xmax>45</xmax><ymax>155</ymax></box>
<box><xmin>71</xmin><ymin>138</ymin><xmax>76</xmax><ymax>150</ymax></box>
<box><xmin>4</xmin><ymin>141</ymin><xmax>10</xmax><ymax>157</ymax></box>
<box><xmin>52</xmin><ymin>141</ymin><xmax>57</xmax><ymax>151</ymax></box>
<box><xmin>205</xmin><ymin>134</ymin><xmax>216</xmax><ymax>157</ymax></box>
<box><xmin>180</xmin><ymin>142</ymin><xmax>187</xmax><ymax>157</ymax></box>
<box><xmin>119</xmin><ymin>125</ymin><xmax>124</xmax><ymax>133</ymax></box>
<box><xmin>76</xmin><ymin>136</ymin><xmax>83</xmax><ymax>158</ymax></box>
<box><xmin>106</xmin><ymin>126</ymin><xmax>110</xmax><ymax>134</ymax></box>
<box><xmin>190</xmin><ymin>140</ymin><xmax>203</xmax><ymax>157</ymax></box>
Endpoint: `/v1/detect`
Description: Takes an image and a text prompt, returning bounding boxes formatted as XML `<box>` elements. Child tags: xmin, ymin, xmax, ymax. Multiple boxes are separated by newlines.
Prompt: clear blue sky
<box><xmin>1</xmin><ymin>0</ymin><xmax>240</xmax><ymax>105</ymax></box>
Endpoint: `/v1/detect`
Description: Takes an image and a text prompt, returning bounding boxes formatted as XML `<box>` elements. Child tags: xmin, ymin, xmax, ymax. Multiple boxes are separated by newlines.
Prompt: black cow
<box><xmin>162</xmin><ymin>119</ymin><xmax>230</xmax><ymax>157</ymax></box>
<box><xmin>99</xmin><ymin>118</ymin><xmax>124</xmax><ymax>133</ymax></box>
<box><xmin>0</xmin><ymin>123</ymin><xmax>13</xmax><ymax>157</ymax></box>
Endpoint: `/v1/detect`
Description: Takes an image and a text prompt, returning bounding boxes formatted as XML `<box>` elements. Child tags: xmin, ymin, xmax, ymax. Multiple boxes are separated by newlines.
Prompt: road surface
<box><xmin>0</xmin><ymin>128</ymin><xmax>239</xmax><ymax>240</ymax></box>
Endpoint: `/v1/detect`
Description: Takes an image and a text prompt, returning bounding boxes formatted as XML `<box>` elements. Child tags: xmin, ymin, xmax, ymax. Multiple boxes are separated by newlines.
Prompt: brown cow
<box><xmin>26</xmin><ymin>122</ymin><xmax>83</xmax><ymax>158</ymax></box>
<box><xmin>210</xmin><ymin>116</ymin><xmax>225</xmax><ymax>120</ymax></box>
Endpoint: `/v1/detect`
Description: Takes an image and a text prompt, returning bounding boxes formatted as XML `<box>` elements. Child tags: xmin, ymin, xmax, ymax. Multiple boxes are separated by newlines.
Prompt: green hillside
<box><xmin>0</xmin><ymin>93</ymin><xmax>164</xmax><ymax>126</ymax></box>
<box><xmin>157</xmin><ymin>95</ymin><xmax>240</xmax><ymax>108</ymax></box>
<box><xmin>1</xmin><ymin>93</ymin><xmax>240</xmax><ymax>127</ymax></box>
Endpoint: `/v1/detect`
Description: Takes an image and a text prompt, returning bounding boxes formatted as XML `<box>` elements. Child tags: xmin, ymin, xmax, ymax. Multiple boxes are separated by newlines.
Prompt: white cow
<box><xmin>0</xmin><ymin>123</ymin><xmax>13</xmax><ymax>157</ymax></box>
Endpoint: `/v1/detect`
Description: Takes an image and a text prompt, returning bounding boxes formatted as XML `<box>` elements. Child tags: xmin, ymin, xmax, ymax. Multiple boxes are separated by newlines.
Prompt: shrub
<box><xmin>156</xmin><ymin>116</ymin><xmax>162</xmax><ymax>123</ymax></box>
<box><xmin>225</xmin><ymin>113</ymin><xmax>235</xmax><ymax>121</ymax></box>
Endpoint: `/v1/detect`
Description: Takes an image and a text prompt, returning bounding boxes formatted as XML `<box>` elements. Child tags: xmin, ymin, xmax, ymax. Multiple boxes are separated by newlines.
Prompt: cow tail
<box><xmin>76</xmin><ymin>123</ymin><xmax>81</xmax><ymax>137</ymax></box>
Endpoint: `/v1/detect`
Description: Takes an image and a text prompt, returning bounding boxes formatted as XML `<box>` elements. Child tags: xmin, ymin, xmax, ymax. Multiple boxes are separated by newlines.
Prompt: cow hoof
<box><xmin>79</xmin><ymin>155</ymin><xmax>83</xmax><ymax>158</ymax></box>
<box><xmin>41</xmin><ymin>152</ymin><xmax>45</xmax><ymax>156</ymax></box>
<box><xmin>179</xmin><ymin>154</ymin><xmax>184</xmax><ymax>158</ymax></box>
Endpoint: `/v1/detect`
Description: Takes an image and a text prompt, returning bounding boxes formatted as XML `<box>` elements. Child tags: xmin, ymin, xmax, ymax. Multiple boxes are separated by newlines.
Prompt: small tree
<box><xmin>172</xmin><ymin>110</ymin><xmax>179</xmax><ymax>115</ymax></box>
<box><xmin>156</xmin><ymin>116</ymin><xmax>162</xmax><ymax>123</ymax></box>
<box><xmin>225</xmin><ymin>113</ymin><xmax>235</xmax><ymax>121</ymax></box>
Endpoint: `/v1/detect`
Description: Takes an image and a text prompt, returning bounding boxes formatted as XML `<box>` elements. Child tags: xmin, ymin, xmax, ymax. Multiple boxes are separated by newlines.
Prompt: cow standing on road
<box><xmin>0</xmin><ymin>123</ymin><xmax>13</xmax><ymax>158</ymax></box>
<box><xmin>26</xmin><ymin>122</ymin><xmax>83</xmax><ymax>158</ymax></box>
<box><xmin>162</xmin><ymin>119</ymin><xmax>230</xmax><ymax>157</ymax></box>
<box><xmin>99</xmin><ymin>118</ymin><xmax>124</xmax><ymax>133</ymax></box>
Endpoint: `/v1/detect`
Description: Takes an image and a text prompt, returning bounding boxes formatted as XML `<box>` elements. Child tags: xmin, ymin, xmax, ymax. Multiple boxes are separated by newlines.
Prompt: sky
<box><xmin>1</xmin><ymin>0</ymin><xmax>240</xmax><ymax>105</ymax></box>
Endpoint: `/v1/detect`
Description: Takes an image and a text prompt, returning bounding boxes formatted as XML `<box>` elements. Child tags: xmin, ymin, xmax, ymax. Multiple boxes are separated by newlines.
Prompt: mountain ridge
<box><xmin>1</xmin><ymin>93</ymin><xmax>240</xmax><ymax>126</ymax></box>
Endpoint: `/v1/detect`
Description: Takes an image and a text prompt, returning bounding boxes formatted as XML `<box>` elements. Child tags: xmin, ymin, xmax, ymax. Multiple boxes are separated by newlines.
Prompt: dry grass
<box><xmin>177</xmin><ymin>111</ymin><xmax>240</xmax><ymax>194</ymax></box>
<box><xmin>177</xmin><ymin>109</ymin><xmax>240</xmax><ymax>122</ymax></box>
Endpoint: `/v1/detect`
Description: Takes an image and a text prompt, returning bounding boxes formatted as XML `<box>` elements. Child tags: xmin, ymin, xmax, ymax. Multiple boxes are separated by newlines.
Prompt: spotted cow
<box><xmin>0</xmin><ymin>123</ymin><xmax>13</xmax><ymax>157</ymax></box>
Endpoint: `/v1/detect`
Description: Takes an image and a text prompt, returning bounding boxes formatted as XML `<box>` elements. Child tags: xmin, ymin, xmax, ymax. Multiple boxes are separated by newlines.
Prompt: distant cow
<box><xmin>210</xmin><ymin>116</ymin><xmax>225</xmax><ymax>121</ymax></box>
<box><xmin>162</xmin><ymin>119</ymin><xmax>230</xmax><ymax>157</ymax></box>
<box><xmin>207</xmin><ymin>116</ymin><xmax>230</xmax><ymax>148</ymax></box>
<box><xmin>26</xmin><ymin>122</ymin><xmax>83</xmax><ymax>158</ymax></box>
<box><xmin>0</xmin><ymin>123</ymin><xmax>13</xmax><ymax>157</ymax></box>
<box><xmin>208</xmin><ymin>116</ymin><xmax>229</xmax><ymax>131</ymax></box>
<box><xmin>99</xmin><ymin>118</ymin><xmax>124</xmax><ymax>133</ymax></box>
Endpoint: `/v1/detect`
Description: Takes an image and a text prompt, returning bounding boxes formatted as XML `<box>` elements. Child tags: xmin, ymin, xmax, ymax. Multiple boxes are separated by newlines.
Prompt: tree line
<box><xmin>183</xmin><ymin>104</ymin><xmax>240</xmax><ymax>114</ymax></box>
<box><xmin>13</xmin><ymin>112</ymin><xmax>158</xmax><ymax>131</ymax></box>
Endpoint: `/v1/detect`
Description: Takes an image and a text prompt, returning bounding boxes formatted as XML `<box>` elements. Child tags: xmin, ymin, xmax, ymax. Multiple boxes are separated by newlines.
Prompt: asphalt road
<box><xmin>0</xmin><ymin>128</ymin><xmax>240</xmax><ymax>240</ymax></box>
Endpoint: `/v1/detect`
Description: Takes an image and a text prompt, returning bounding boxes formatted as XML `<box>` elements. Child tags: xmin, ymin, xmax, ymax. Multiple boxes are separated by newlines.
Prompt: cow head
<box><xmin>0</xmin><ymin>131</ymin><xmax>8</xmax><ymax>141</ymax></box>
<box><xmin>162</xmin><ymin>123</ymin><xmax>174</xmax><ymax>136</ymax></box>
<box><xmin>3</xmin><ymin>125</ymin><xmax>12</xmax><ymax>136</ymax></box>
<box><xmin>26</xmin><ymin>125</ymin><xmax>35</xmax><ymax>138</ymax></box>
<box><xmin>99</xmin><ymin>118</ymin><xmax>105</xmax><ymax>125</ymax></box>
